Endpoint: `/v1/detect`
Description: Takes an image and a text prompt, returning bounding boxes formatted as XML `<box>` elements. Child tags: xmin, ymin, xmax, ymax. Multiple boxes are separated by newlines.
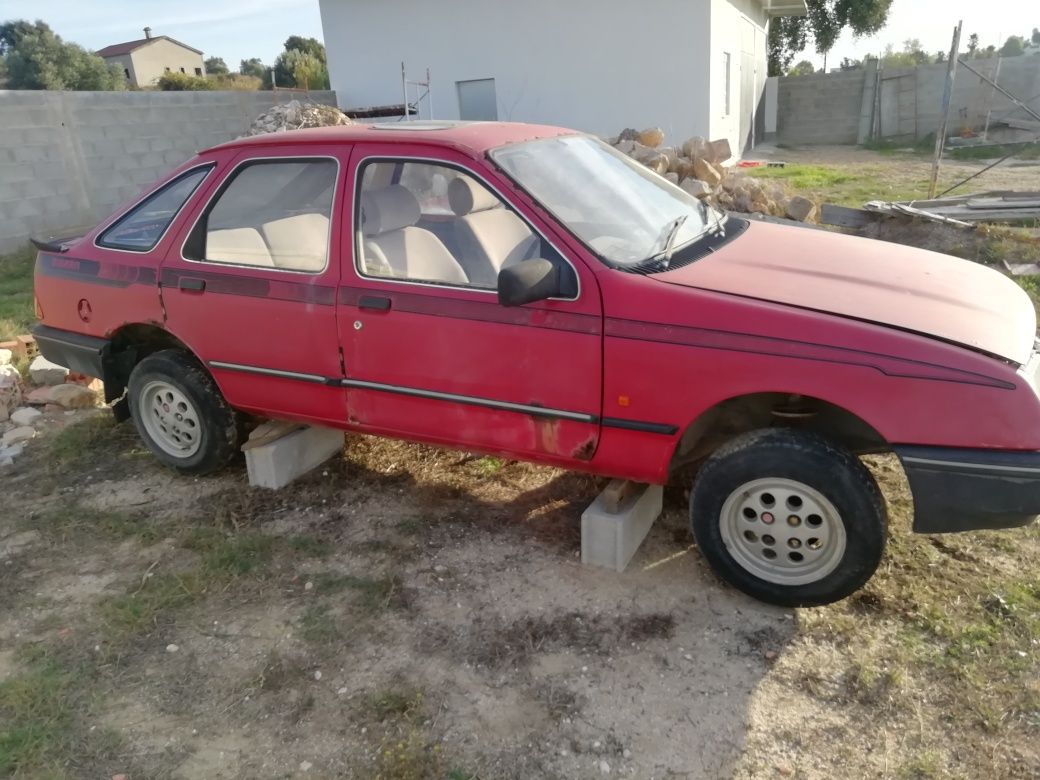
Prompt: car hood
<box><xmin>656</xmin><ymin>220</ymin><xmax>1037</xmax><ymax>364</ymax></box>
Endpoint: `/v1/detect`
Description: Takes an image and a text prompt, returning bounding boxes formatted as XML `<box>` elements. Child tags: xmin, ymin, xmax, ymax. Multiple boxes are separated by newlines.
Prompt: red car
<box><xmin>31</xmin><ymin>121</ymin><xmax>1040</xmax><ymax>607</ymax></box>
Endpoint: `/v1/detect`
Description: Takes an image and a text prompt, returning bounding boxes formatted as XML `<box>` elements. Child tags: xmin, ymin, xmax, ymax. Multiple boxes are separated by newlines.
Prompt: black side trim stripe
<box><xmin>37</xmin><ymin>253</ymin><xmax>157</xmax><ymax>288</ymax></box>
<box><xmin>208</xmin><ymin>361</ymin><xmax>676</xmax><ymax>435</ymax></box>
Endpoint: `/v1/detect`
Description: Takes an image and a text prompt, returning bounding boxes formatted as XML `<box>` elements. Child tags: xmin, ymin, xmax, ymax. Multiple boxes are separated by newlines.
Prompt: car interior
<box><xmin>357</xmin><ymin>161</ymin><xmax>563</xmax><ymax>291</ymax></box>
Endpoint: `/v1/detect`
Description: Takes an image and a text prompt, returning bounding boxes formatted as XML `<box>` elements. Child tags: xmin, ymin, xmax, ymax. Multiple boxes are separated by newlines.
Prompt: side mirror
<box><xmin>497</xmin><ymin>259</ymin><xmax>561</xmax><ymax>307</ymax></box>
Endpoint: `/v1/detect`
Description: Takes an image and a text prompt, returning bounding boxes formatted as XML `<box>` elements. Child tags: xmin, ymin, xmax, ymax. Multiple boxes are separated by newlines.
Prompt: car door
<box><xmin>337</xmin><ymin>145</ymin><xmax>603</xmax><ymax>465</ymax></box>
<box><xmin>159</xmin><ymin>144</ymin><xmax>350</xmax><ymax>425</ymax></box>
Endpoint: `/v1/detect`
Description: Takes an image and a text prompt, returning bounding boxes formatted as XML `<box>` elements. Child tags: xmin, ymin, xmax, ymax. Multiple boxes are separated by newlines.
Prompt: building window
<box><xmin>180</xmin><ymin>67</ymin><xmax>185</xmax><ymax>73</ymax></box>
<box><xmin>723</xmin><ymin>53</ymin><xmax>732</xmax><ymax>116</ymax></box>
<box><xmin>123</xmin><ymin>68</ymin><xmax>130</xmax><ymax>80</ymax></box>
<box><xmin>164</xmin><ymin>67</ymin><xmax>171</xmax><ymax>72</ymax></box>
<box><xmin>194</xmin><ymin>67</ymin><xmax>202</xmax><ymax>76</ymax></box>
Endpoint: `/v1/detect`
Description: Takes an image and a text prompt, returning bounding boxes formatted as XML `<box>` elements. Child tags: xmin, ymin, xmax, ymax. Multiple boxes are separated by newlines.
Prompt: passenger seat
<box><xmin>261</xmin><ymin>213</ymin><xmax>330</xmax><ymax>272</ymax></box>
<box><xmin>359</xmin><ymin>185</ymin><xmax>468</xmax><ymax>285</ymax></box>
<box><xmin>206</xmin><ymin>227</ymin><xmax>274</xmax><ymax>267</ymax></box>
<box><xmin>448</xmin><ymin>177</ymin><xmax>540</xmax><ymax>288</ymax></box>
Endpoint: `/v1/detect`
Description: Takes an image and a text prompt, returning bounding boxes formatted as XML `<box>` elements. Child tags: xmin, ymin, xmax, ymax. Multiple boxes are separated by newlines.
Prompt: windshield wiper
<box><xmin>703</xmin><ymin>201</ymin><xmax>726</xmax><ymax>237</ymax></box>
<box><xmin>654</xmin><ymin>214</ymin><xmax>688</xmax><ymax>269</ymax></box>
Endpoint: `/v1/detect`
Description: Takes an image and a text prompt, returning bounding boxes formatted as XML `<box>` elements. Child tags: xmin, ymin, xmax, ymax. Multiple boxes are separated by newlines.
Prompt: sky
<box><xmin>794</xmin><ymin>0</ymin><xmax>1039</xmax><ymax>70</ymax></box>
<box><xmin>0</xmin><ymin>0</ymin><xmax>1035</xmax><ymax>73</ymax></box>
<box><xmin>0</xmin><ymin>0</ymin><xmax>325</xmax><ymax>69</ymax></box>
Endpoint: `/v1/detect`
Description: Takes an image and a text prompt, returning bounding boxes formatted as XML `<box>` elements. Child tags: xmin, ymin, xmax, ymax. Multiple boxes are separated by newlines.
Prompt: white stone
<box><xmin>2</xmin><ymin>426</ymin><xmax>35</xmax><ymax>446</ymax></box>
<box><xmin>581</xmin><ymin>483</ymin><xmax>663</xmax><ymax>572</ymax></box>
<box><xmin>10</xmin><ymin>407</ymin><xmax>42</xmax><ymax>426</ymax></box>
<box><xmin>244</xmin><ymin>425</ymin><xmax>344</xmax><ymax>490</ymax></box>
<box><xmin>599</xmin><ymin>760</ymin><xmax>611</xmax><ymax>775</ymax></box>
<box><xmin>300</xmin><ymin>761</ymin><xmax>313</xmax><ymax>772</ymax></box>
<box><xmin>680</xmin><ymin>179</ymin><xmax>712</xmax><ymax>199</ymax></box>
<box><xmin>0</xmin><ymin>349</ymin><xmax>11</xmax><ymax>366</ymax></box>
<box><xmin>166</xmin><ymin>643</ymin><xmax>179</xmax><ymax>653</ymax></box>
<box><xmin>313</xmin><ymin>670</ymin><xmax>322</xmax><ymax>680</ymax></box>
<box><xmin>29</xmin><ymin>355</ymin><xmax>68</xmax><ymax>386</ymax></box>
<box><xmin>0</xmin><ymin>443</ymin><xmax>24</xmax><ymax>461</ymax></box>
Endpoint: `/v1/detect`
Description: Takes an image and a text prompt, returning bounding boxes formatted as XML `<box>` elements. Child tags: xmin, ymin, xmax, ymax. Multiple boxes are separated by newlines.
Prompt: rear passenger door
<box><xmin>159</xmin><ymin>145</ymin><xmax>350</xmax><ymax>425</ymax></box>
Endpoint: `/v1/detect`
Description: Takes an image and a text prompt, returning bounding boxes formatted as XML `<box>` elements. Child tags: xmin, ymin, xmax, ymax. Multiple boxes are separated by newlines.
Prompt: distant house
<box><xmin>318</xmin><ymin>0</ymin><xmax>808</xmax><ymax>155</ymax></box>
<box><xmin>96</xmin><ymin>27</ymin><xmax>205</xmax><ymax>87</ymax></box>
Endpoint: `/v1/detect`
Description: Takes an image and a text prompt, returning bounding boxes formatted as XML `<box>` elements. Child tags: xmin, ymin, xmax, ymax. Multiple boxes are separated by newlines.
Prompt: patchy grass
<box><xmin>749</xmin><ymin>163</ymin><xmax>934</xmax><ymax>207</ymax></box>
<box><xmin>0</xmin><ymin>245</ymin><xmax>35</xmax><ymax>342</ymax></box>
<box><xmin>298</xmin><ymin>603</ymin><xmax>342</xmax><ymax>645</ymax></box>
<box><xmin>0</xmin><ymin>646</ymin><xmax>123</xmax><ymax>778</ymax></box>
<box><xmin>949</xmin><ymin>142</ymin><xmax>1040</xmax><ymax>162</ymax></box>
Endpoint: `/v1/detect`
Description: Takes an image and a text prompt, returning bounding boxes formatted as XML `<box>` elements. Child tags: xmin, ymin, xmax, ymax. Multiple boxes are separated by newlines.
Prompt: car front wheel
<box><xmin>128</xmin><ymin>350</ymin><xmax>243</xmax><ymax>475</ymax></box>
<box><xmin>690</xmin><ymin>429</ymin><xmax>887</xmax><ymax>607</ymax></box>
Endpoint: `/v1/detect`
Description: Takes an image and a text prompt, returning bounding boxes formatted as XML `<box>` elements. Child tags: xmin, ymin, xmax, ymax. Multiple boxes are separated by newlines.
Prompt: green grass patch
<box><xmin>747</xmin><ymin>164</ymin><xmax>932</xmax><ymax>207</ymax></box>
<box><xmin>949</xmin><ymin>142</ymin><xmax>1040</xmax><ymax>161</ymax></box>
<box><xmin>0</xmin><ymin>245</ymin><xmax>35</xmax><ymax>342</ymax></box>
<box><xmin>180</xmin><ymin>526</ymin><xmax>275</xmax><ymax>577</ymax></box>
<box><xmin>299</xmin><ymin>603</ymin><xmax>341</xmax><ymax>645</ymax></box>
<box><xmin>0</xmin><ymin>646</ymin><xmax>122</xmax><ymax>778</ymax></box>
<box><xmin>30</xmin><ymin>502</ymin><xmax>160</xmax><ymax>546</ymax></box>
<box><xmin>310</xmin><ymin>571</ymin><xmax>404</xmax><ymax>612</ymax></box>
<box><xmin>99</xmin><ymin>571</ymin><xmax>207</xmax><ymax>641</ymax></box>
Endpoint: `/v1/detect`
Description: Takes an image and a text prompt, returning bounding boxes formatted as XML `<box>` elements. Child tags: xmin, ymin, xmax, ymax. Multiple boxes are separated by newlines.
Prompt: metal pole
<box><xmin>401</xmin><ymin>61</ymin><xmax>409</xmax><ymax>121</ymax></box>
<box><xmin>981</xmin><ymin>57</ymin><xmax>1003</xmax><ymax>142</ymax></box>
<box><xmin>929</xmin><ymin>22</ymin><xmax>962</xmax><ymax>198</ymax></box>
<box><xmin>426</xmin><ymin>68</ymin><xmax>433</xmax><ymax>120</ymax></box>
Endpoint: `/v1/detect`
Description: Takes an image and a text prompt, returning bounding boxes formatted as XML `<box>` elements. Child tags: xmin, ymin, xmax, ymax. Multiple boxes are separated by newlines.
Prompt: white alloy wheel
<box><xmin>137</xmin><ymin>379</ymin><xmax>203</xmax><ymax>458</ymax></box>
<box><xmin>719</xmin><ymin>477</ymin><xmax>847</xmax><ymax>586</ymax></box>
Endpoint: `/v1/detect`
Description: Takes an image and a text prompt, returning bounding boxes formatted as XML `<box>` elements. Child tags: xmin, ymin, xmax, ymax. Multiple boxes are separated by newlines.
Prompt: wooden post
<box><xmin>929</xmin><ymin>22</ymin><xmax>963</xmax><ymax>198</ymax></box>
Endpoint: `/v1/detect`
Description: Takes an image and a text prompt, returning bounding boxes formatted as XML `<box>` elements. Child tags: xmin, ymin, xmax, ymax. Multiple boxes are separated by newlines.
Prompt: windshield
<box><xmin>490</xmin><ymin>135</ymin><xmax>715</xmax><ymax>267</ymax></box>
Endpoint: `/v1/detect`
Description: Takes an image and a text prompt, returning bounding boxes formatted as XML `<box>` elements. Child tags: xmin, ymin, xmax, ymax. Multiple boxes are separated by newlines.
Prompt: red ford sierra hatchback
<box><xmin>32</xmin><ymin>121</ymin><xmax>1040</xmax><ymax>606</ymax></box>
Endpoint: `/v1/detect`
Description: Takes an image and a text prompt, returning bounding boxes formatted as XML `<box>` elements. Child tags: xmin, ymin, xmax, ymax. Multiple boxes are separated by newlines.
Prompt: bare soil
<box><xmin>2</xmin><ymin>409</ymin><xmax>1038</xmax><ymax>779</ymax></box>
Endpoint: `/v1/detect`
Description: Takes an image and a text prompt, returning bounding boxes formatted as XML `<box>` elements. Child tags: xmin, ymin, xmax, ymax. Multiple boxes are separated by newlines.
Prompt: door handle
<box><xmin>358</xmin><ymin>295</ymin><xmax>391</xmax><ymax>311</ymax></box>
<box><xmin>178</xmin><ymin>277</ymin><xmax>206</xmax><ymax>292</ymax></box>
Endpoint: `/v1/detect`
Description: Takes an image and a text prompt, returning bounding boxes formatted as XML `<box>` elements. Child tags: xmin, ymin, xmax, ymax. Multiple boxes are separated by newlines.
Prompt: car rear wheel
<box><xmin>690</xmin><ymin>429</ymin><xmax>886</xmax><ymax>607</ymax></box>
<box><xmin>128</xmin><ymin>350</ymin><xmax>243</xmax><ymax>475</ymax></box>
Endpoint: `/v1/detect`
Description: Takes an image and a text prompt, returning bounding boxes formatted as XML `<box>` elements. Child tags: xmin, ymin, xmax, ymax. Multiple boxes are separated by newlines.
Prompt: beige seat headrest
<box><xmin>360</xmin><ymin>185</ymin><xmax>422</xmax><ymax>236</ymax></box>
<box><xmin>448</xmin><ymin>176</ymin><xmax>500</xmax><ymax>217</ymax></box>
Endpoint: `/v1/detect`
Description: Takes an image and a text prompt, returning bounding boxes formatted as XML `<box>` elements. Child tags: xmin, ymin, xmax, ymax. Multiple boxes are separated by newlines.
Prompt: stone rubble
<box><xmin>606</xmin><ymin>127</ymin><xmax>817</xmax><ymax>222</ymax></box>
<box><xmin>10</xmin><ymin>407</ymin><xmax>42</xmax><ymax>426</ymax></box>
<box><xmin>244</xmin><ymin>99</ymin><xmax>354</xmax><ymax>137</ymax></box>
<box><xmin>29</xmin><ymin>355</ymin><xmax>68</xmax><ymax>386</ymax></box>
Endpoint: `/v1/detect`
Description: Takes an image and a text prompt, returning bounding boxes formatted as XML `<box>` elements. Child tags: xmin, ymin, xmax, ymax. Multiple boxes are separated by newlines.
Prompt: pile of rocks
<box><xmin>244</xmin><ymin>99</ymin><xmax>354</xmax><ymax>137</ymax></box>
<box><xmin>0</xmin><ymin>350</ymin><xmax>99</xmax><ymax>466</ymax></box>
<box><xmin>607</xmin><ymin>127</ymin><xmax>818</xmax><ymax>223</ymax></box>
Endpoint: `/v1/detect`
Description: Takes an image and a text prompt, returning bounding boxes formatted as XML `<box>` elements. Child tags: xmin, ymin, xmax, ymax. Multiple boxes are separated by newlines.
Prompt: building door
<box><xmin>457</xmin><ymin>79</ymin><xmax>498</xmax><ymax>120</ymax></box>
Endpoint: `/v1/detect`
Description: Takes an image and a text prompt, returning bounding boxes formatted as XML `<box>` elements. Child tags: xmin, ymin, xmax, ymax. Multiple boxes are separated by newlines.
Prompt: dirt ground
<box><xmin>2</xmin><ymin>406</ymin><xmax>1039</xmax><ymax>780</ymax></box>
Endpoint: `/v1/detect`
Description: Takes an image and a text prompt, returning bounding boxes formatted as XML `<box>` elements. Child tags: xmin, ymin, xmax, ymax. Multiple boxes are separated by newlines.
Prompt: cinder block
<box><xmin>243</xmin><ymin>423</ymin><xmax>344</xmax><ymax>490</ymax></box>
<box><xmin>581</xmin><ymin>483</ymin><xmax>663</xmax><ymax>572</ymax></box>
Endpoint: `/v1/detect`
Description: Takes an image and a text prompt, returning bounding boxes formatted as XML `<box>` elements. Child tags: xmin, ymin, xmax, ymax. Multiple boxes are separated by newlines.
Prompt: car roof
<box><xmin>203</xmin><ymin>121</ymin><xmax>580</xmax><ymax>157</ymax></box>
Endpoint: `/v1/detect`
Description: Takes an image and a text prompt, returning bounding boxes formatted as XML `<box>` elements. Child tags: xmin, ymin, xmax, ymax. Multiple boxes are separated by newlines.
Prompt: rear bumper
<box><xmin>31</xmin><ymin>324</ymin><xmax>108</xmax><ymax>379</ymax></box>
<box><xmin>895</xmin><ymin>446</ymin><xmax>1040</xmax><ymax>533</ymax></box>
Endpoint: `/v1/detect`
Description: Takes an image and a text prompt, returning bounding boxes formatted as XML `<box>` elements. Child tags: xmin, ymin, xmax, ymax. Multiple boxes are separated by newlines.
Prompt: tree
<box><xmin>999</xmin><ymin>35</ymin><xmax>1025</xmax><ymax>57</ymax></box>
<box><xmin>2</xmin><ymin>19</ymin><xmax>124</xmax><ymax>90</ymax></box>
<box><xmin>838</xmin><ymin>56</ymin><xmax>864</xmax><ymax>70</ymax></box>
<box><xmin>768</xmin><ymin>0</ymin><xmax>894</xmax><ymax>76</ymax></box>
<box><xmin>239</xmin><ymin>57</ymin><xmax>267</xmax><ymax>80</ymax></box>
<box><xmin>966</xmin><ymin>33</ymin><xmax>979</xmax><ymax>57</ymax></box>
<box><xmin>271</xmin><ymin>35</ymin><xmax>329</xmax><ymax>89</ymax></box>
<box><xmin>880</xmin><ymin>39</ymin><xmax>932</xmax><ymax>68</ymax></box>
<box><xmin>204</xmin><ymin>56</ymin><xmax>228</xmax><ymax>75</ymax></box>
<box><xmin>788</xmin><ymin>59</ymin><xmax>816</xmax><ymax>76</ymax></box>
<box><xmin>1032</xmin><ymin>28</ymin><xmax>1040</xmax><ymax>45</ymax></box>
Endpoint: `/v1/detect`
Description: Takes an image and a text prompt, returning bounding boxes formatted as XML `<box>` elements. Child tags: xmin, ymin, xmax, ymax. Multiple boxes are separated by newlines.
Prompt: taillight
<box><xmin>34</xmin><ymin>294</ymin><xmax>43</xmax><ymax>320</ymax></box>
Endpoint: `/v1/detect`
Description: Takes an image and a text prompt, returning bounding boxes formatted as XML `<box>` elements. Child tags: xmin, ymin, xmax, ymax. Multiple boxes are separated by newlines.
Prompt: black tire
<box><xmin>690</xmin><ymin>429</ymin><xmax>886</xmax><ymax>607</ymax></box>
<box><xmin>127</xmin><ymin>349</ymin><xmax>244</xmax><ymax>475</ymax></box>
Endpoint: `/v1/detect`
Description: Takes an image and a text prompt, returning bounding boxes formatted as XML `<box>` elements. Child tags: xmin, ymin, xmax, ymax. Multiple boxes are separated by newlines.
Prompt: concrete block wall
<box><xmin>0</xmin><ymin>89</ymin><xmax>337</xmax><ymax>253</ymax></box>
<box><xmin>776</xmin><ymin>70</ymin><xmax>867</xmax><ymax>145</ymax></box>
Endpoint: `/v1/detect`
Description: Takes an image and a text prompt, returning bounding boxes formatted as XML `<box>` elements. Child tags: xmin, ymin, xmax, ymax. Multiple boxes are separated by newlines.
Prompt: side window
<box><xmin>356</xmin><ymin>159</ymin><xmax>577</xmax><ymax>295</ymax></box>
<box><xmin>186</xmin><ymin>158</ymin><xmax>337</xmax><ymax>272</ymax></box>
<box><xmin>98</xmin><ymin>166</ymin><xmax>211</xmax><ymax>252</ymax></box>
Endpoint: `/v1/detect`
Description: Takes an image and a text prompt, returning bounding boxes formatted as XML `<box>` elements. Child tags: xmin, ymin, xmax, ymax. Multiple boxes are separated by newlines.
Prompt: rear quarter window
<box><xmin>97</xmin><ymin>165</ymin><xmax>213</xmax><ymax>252</ymax></box>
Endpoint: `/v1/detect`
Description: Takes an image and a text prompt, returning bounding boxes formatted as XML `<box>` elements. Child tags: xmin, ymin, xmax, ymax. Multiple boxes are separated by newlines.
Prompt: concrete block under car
<box><xmin>243</xmin><ymin>421</ymin><xmax>344</xmax><ymax>490</ymax></box>
<box><xmin>581</xmin><ymin>481</ymin><xmax>663</xmax><ymax>572</ymax></box>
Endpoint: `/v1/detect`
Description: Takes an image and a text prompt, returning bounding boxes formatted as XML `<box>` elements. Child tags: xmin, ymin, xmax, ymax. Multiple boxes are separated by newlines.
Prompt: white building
<box><xmin>318</xmin><ymin>0</ymin><xmax>807</xmax><ymax>155</ymax></box>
